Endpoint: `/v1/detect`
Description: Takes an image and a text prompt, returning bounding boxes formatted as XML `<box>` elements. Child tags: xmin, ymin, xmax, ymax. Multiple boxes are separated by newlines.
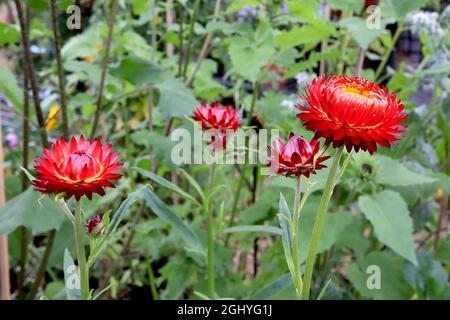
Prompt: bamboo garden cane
<box><xmin>0</xmin><ymin>109</ymin><xmax>11</xmax><ymax>300</ymax></box>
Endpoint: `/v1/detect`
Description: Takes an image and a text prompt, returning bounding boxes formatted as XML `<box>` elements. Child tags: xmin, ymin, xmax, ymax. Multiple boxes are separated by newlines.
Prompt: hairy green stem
<box><xmin>182</xmin><ymin>0</ymin><xmax>201</xmax><ymax>77</ymax></box>
<box><xmin>206</xmin><ymin>162</ymin><xmax>216</xmax><ymax>299</ymax></box>
<box><xmin>185</xmin><ymin>0</ymin><xmax>222</xmax><ymax>86</ymax></box>
<box><xmin>292</xmin><ymin>176</ymin><xmax>303</xmax><ymax>299</ymax></box>
<box><xmin>302</xmin><ymin>147</ymin><xmax>343</xmax><ymax>300</ymax></box>
<box><xmin>74</xmin><ymin>201</ymin><xmax>89</xmax><ymax>300</ymax></box>
<box><xmin>177</xmin><ymin>4</ymin><xmax>184</xmax><ymax>77</ymax></box>
<box><xmin>147</xmin><ymin>260</ymin><xmax>159</xmax><ymax>300</ymax></box>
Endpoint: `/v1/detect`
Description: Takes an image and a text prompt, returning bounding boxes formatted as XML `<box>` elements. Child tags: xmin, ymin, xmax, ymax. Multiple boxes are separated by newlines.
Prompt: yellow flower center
<box><xmin>342</xmin><ymin>85</ymin><xmax>371</xmax><ymax>98</ymax></box>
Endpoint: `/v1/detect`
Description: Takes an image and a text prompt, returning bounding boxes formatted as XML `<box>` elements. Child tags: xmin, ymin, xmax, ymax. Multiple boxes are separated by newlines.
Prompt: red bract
<box><xmin>298</xmin><ymin>75</ymin><xmax>407</xmax><ymax>154</ymax></box>
<box><xmin>86</xmin><ymin>215</ymin><xmax>103</xmax><ymax>236</ymax></box>
<box><xmin>33</xmin><ymin>135</ymin><xmax>122</xmax><ymax>201</ymax></box>
<box><xmin>267</xmin><ymin>133</ymin><xmax>330</xmax><ymax>178</ymax></box>
<box><xmin>192</xmin><ymin>102</ymin><xmax>241</xmax><ymax>150</ymax></box>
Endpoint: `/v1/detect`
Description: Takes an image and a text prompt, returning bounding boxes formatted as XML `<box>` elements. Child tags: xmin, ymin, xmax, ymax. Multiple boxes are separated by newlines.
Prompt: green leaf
<box><xmin>365</xmin><ymin>154</ymin><xmax>435</xmax><ymax>186</ymax></box>
<box><xmin>405</xmin><ymin>250</ymin><xmax>450</xmax><ymax>299</ymax></box>
<box><xmin>358</xmin><ymin>190</ymin><xmax>417</xmax><ymax>265</ymax></box>
<box><xmin>249</xmin><ymin>273</ymin><xmax>292</xmax><ymax>299</ymax></box>
<box><xmin>61</xmin><ymin>27</ymin><xmax>101</xmax><ymax>61</ymax></box>
<box><xmin>221</xmin><ymin>225</ymin><xmax>282</xmax><ymax>235</ymax></box>
<box><xmin>154</xmin><ymin>77</ymin><xmax>198</xmax><ymax>119</ymax></box>
<box><xmin>88</xmin><ymin>188</ymin><xmax>146</xmax><ymax>265</ymax></box>
<box><xmin>131</xmin><ymin>131</ymin><xmax>178</xmax><ymax>169</ymax></box>
<box><xmin>110</xmin><ymin>55</ymin><xmax>165</xmax><ymax>86</ymax></box>
<box><xmin>26</xmin><ymin>0</ymin><xmax>49</xmax><ymax>12</ymax></box>
<box><xmin>335</xmin><ymin>218</ymin><xmax>371</xmax><ymax>257</ymax></box>
<box><xmin>347</xmin><ymin>252</ymin><xmax>414</xmax><ymax>299</ymax></box>
<box><xmin>131</xmin><ymin>0</ymin><xmax>149</xmax><ymax>15</ymax></box>
<box><xmin>317</xmin><ymin>278</ymin><xmax>333</xmax><ymax>300</ymax></box>
<box><xmin>277</xmin><ymin>193</ymin><xmax>294</xmax><ymax>276</ymax></box>
<box><xmin>228</xmin><ymin>39</ymin><xmax>274</xmax><ymax>82</ymax></box>
<box><xmin>240</xmin><ymin>189</ymin><xmax>278</xmax><ymax>224</ymax></box>
<box><xmin>436</xmin><ymin>239</ymin><xmax>450</xmax><ymax>265</ymax></box>
<box><xmin>0</xmin><ymin>66</ymin><xmax>23</xmax><ymax>111</ymax></box>
<box><xmin>0</xmin><ymin>189</ymin><xmax>65</xmax><ymax>235</ymax></box>
<box><xmin>134</xmin><ymin>168</ymin><xmax>200</xmax><ymax>206</ymax></box>
<box><xmin>380</xmin><ymin>0</ymin><xmax>428</xmax><ymax>20</ymax></box>
<box><xmin>63</xmin><ymin>249</ymin><xmax>82</xmax><ymax>300</ymax></box>
<box><xmin>141</xmin><ymin>188</ymin><xmax>204</xmax><ymax>253</ymax></box>
<box><xmin>421</xmin><ymin>62</ymin><xmax>450</xmax><ymax>76</ymax></box>
<box><xmin>0</xmin><ymin>22</ymin><xmax>19</xmax><ymax>45</ymax></box>
<box><xmin>327</xmin><ymin>0</ymin><xmax>365</xmax><ymax>12</ymax></box>
<box><xmin>339</xmin><ymin>17</ymin><xmax>386</xmax><ymax>49</ymax></box>
<box><xmin>298</xmin><ymin>203</ymin><xmax>353</xmax><ymax>262</ymax></box>
<box><xmin>275</xmin><ymin>24</ymin><xmax>332</xmax><ymax>50</ymax></box>
<box><xmin>227</xmin><ymin>0</ymin><xmax>262</xmax><ymax>13</ymax></box>
<box><xmin>178</xmin><ymin>168</ymin><xmax>205</xmax><ymax>202</ymax></box>
<box><xmin>227</xmin><ymin>17</ymin><xmax>275</xmax><ymax>82</ymax></box>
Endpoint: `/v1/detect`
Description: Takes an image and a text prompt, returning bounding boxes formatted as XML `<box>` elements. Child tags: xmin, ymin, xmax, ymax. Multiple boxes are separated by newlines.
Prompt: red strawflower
<box><xmin>33</xmin><ymin>135</ymin><xmax>122</xmax><ymax>201</ymax></box>
<box><xmin>298</xmin><ymin>75</ymin><xmax>407</xmax><ymax>154</ymax></box>
<box><xmin>267</xmin><ymin>133</ymin><xmax>330</xmax><ymax>178</ymax></box>
<box><xmin>192</xmin><ymin>102</ymin><xmax>241</xmax><ymax>150</ymax></box>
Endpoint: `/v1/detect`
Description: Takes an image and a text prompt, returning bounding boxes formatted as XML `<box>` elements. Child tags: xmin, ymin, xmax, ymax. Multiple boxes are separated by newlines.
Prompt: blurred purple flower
<box><xmin>5</xmin><ymin>132</ymin><xmax>19</xmax><ymax>149</ymax></box>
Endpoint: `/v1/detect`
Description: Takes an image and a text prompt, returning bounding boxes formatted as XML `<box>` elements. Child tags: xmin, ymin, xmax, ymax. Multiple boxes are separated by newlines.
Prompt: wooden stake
<box><xmin>0</xmin><ymin>110</ymin><xmax>11</xmax><ymax>300</ymax></box>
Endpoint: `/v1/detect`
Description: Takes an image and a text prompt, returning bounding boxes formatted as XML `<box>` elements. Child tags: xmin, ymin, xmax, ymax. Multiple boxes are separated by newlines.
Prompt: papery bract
<box><xmin>192</xmin><ymin>102</ymin><xmax>241</xmax><ymax>150</ymax></box>
<box><xmin>86</xmin><ymin>214</ymin><xmax>103</xmax><ymax>236</ymax></box>
<box><xmin>33</xmin><ymin>135</ymin><xmax>122</xmax><ymax>201</ymax></box>
<box><xmin>267</xmin><ymin>133</ymin><xmax>330</xmax><ymax>177</ymax></box>
<box><xmin>298</xmin><ymin>75</ymin><xmax>407</xmax><ymax>154</ymax></box>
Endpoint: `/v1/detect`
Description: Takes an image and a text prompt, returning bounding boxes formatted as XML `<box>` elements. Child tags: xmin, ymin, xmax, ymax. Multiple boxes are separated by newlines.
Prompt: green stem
<box><xmin>182</xmin><ymin>0</ymin><xmax>201</xmax><ymax>77</ymax></box>
<box><xmin>90</xmin><ymin>0</ymin><xmax>119</xmax><ymax>140</ymax></box>
<box><xmin>150</xmin><ymin>0</ymin><xmax>157</xmax><ymax>60</ymax></box>
<box><xmin>374</xmin><ymin>21</ymin><xmax>404</xmax><ymax>81</ymax></box>
<box><xmin>292</xmin><ymin>176</ymin><xmax>303</xmax><ymax>299</ymax></box>
<box><xmin>147</xmin><ymin>260</ymin><xmax>159</xmax><ymax>300</ymax></box>
<box><xmin>185</xmin><ymin>0</ymin><xmax>222</xmax><ymax>86</ymax></box>
<box><xmin>206</xmin><ymin>162</ymin><xmax>216</xmax><ymax>299</ymax></box>
<box><xmin>302</xmin><ymin>147</ymin><xmax>343</xmax><ymax>300</ymax></box>
<box><xmin>177</xmin><ymin>4</ymin><xmax>184</xmax><ymax>77</ymax></box>
<box><xmin>74</xmin><ymin>201</ymin><xmax>89</xmax><ymax>300</ymax></box>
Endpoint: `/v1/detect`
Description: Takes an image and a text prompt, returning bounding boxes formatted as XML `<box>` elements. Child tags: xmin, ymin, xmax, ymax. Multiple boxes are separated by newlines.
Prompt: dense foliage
<box><xmin>1</xmin><ymin>0</ymin><xmax>450</xmax><ymax>300</ymax></box>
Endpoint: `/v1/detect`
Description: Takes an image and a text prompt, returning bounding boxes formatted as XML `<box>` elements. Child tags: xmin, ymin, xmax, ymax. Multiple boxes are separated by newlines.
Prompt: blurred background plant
<box><xmin>0</xmin><ymin>0</ymin><xmax>449</xmax><ymax>300</ymax></box>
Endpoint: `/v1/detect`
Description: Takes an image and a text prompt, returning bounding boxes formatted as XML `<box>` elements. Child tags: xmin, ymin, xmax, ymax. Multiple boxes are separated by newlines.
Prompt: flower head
<box><xmin>86</xmin><ymin>215</ymin><xmax>103</xmax><ymax>237</ymax></box>
<box><xmin>298</xmin><ymin>75</ymin><xmax>407</xmax><ymax>154</ymax></box>
<box><xmin>267</xmin><ymin>133</ymin><xmax>330</xmax><ymax>178</ymax></box>
<box><xmin>192</xmin><ymin>102</ymin><xmax>241</xmax><ymax>150</ymax></box>
<box><xmin>33</xmin><ymin>135</ymin><xmax>122</xmax><ymax>201</ymax></box>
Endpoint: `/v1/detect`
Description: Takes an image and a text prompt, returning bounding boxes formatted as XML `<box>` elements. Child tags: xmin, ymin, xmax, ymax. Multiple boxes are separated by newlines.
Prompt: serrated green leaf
<box><xmin>358</xmin><ymin>190</ymin><xmax>417</xmax><ymax>265</ymax></box>
<box><xmin>0</xmin><ymin>189</ymin><xmax>65</xmax><ymax>235</ymax></box>
<box><xmin>347</xmin><ymin>251</ymin><xmax>414</xmax><ymax>299</ymax></box>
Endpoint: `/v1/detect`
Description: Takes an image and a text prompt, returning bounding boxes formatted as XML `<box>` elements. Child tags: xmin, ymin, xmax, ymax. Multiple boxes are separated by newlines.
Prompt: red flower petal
<box><xmin>297</xmin><ymin>75</ymin><xmax>407</xmax><ymax>153</ymax></box>
<box><xmin>33</xmin><ymin>136</ymin><xmax>123</xmax><ymax>200</ymax></box>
